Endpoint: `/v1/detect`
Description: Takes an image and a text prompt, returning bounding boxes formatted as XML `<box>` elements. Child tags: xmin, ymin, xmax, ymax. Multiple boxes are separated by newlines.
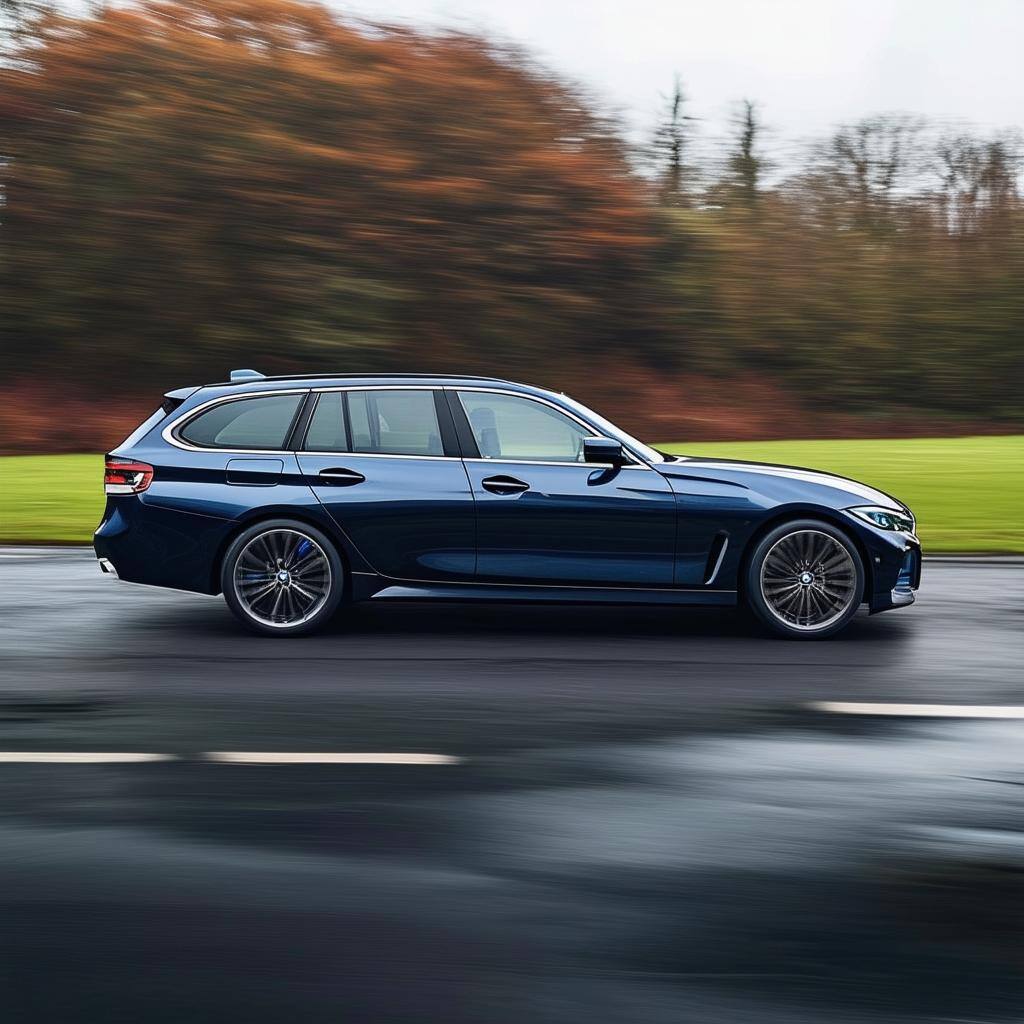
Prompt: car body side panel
<box><xmin>296</xmin><ymin>454</ymin><xmax>476</xmax><ymax>581</ymax></box>
<box><xmin>462</xmin><ymin>461</ymin><xmax>676</xmax><ymax>586</ymax></box>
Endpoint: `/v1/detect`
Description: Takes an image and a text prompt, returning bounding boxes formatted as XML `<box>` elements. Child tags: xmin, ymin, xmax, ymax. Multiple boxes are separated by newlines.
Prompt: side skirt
<box><xmin>352</xmin><ymin>573</ymin><xmax>736</xmax><ymax>607</ymax></box>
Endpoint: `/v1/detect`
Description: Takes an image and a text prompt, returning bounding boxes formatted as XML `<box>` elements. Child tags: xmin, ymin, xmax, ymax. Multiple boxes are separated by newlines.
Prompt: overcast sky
<box><xmin>336</xmin><ymin>0</ymin><xmax>1023</xmax><ymax>147</ymax></box>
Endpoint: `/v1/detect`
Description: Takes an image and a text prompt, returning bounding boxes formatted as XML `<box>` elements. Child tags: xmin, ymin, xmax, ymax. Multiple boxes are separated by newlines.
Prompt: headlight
<box><xmin>848</xmin><ymin>505</ymin><xmax>915</xmax><ymax>533</ymax></box>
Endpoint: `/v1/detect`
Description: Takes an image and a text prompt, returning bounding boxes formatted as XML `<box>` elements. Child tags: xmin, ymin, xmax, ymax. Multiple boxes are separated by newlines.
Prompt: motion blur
<box><xmin>0</xmin><ymin>2</ymin><xmax>1021</xmax><ymax>1022</ymax></box>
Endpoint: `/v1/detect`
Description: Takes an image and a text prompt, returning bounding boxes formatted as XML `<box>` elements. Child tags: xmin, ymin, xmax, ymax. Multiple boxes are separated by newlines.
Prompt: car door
<box><xmin>451</xmin><ymin>389</ymin><xmax>676</xmax><ymax>586</ymax></box>
<box><xmin>296</xmin><ymin>388</ymin><xmax>475</xmax><ymax>581</ymax></box>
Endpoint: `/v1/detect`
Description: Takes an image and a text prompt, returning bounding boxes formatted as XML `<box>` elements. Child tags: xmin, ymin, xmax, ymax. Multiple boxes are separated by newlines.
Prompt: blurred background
<box><xmin>1</xmin><ymin>0</ymin><xmax>1021</xmax><ymax>551</ymax></box>
<box><xmin>0</xmin><ymin>3</ymin><xmax>1022</xmax><ymax>1022</ymax></box>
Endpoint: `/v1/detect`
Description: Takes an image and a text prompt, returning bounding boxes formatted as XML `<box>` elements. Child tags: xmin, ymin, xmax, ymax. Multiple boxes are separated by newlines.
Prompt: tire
<box><xmin>221</xmin><ymin>519</ymin><xmax>344</xmax><ymax>637</ymax></box>
<box><xmin>744</xmin><ymin>518</ymin><xmax>865</xmax><ymax>640</ymax></box>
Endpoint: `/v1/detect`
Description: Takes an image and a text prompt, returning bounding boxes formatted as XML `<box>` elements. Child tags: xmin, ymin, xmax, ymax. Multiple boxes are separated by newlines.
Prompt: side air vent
<box><xmin>703</xmin><ymin>532</ymin><xmax>730</xmax><ymax>585</ymax></box>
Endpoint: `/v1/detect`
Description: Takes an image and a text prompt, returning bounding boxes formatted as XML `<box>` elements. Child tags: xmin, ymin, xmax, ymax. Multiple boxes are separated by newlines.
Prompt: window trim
<box><xmin>162</xmin><ymin>384</ymin><xmax>652</xmax><ymax>467</ymax></box>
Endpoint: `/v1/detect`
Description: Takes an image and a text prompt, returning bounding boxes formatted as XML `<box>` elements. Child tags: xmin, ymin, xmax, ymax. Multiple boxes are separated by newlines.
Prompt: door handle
<box><xmin>481</xmin><ymin>475</ymin><xmax>530</xmax><ymax>495</ymax></box>
<box><xmin>317</xmin><ymin>467</ymin><xmax>366</xmax><ymax>485</ymax></box>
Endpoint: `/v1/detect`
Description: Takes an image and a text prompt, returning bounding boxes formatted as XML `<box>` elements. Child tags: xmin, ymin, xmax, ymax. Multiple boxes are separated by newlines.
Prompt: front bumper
<box><xmin>841</xmin><ymin>510</ymin><xmax>921</xmax><ymax>613</ymax></box>
<box><xmin>867</xmin><ymin>533</ymin><xmax>921</xmax><ymax>613</ymax></box>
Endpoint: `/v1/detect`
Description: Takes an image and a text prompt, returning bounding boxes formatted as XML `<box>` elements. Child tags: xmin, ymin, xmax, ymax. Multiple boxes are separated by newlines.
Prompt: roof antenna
<box><xmin>230</xmin><ymin>368</ymin><xmax>266</xmax><ymax>382</ymax></box>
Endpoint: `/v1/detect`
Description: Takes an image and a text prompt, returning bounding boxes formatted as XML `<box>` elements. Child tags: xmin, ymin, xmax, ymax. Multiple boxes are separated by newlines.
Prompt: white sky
<box><xmin>334</xmin><ymin>0</ymin><xmax>1023</xmax><ymax>147</ymax></box>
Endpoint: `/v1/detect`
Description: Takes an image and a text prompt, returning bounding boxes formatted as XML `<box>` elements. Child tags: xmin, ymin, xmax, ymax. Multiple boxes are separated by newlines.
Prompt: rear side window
<box><xmin>349</xmin><ymin>390</ymin><xmax>442</xmax><ymax>456</ymax></box>
<box><xmin>179</xmin><ymin>394</ymin><xmax>303</xmax><ymax>450</ymax></box>
<box><xmin>304</xmin><ymin>392</ymin><xmax>349</xmax><ymax>451</ymax></box>
<box><xmin>304</xmin><ymin>389</ymin><xmax>443</xmax><ymax>456</ymax></box>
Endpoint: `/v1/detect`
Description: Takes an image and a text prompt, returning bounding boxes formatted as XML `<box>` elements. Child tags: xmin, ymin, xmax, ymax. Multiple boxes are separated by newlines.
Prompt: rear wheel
<box><xmin>221</xmin><ymin>519</ymin><xmax>344</xmax><ymax>636</ymax></box>
<box><xmin>745</xmin><ymin>519</ymin><xmax>864</xmax><ymax>639</ymax></box>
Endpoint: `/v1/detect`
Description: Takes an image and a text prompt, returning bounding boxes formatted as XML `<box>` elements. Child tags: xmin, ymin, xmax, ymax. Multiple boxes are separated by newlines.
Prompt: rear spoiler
<box><xmin>162</xmin><ymin>385</ymin><xmax>201</xmax><ymax>414</ymax></box>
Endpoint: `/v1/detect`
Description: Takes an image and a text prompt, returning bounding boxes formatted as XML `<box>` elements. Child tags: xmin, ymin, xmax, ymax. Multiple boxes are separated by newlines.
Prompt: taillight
<box><xmin>104</xmin><ymin>456</ymin><xmax>154</xmax><ymax>495</ymax></box>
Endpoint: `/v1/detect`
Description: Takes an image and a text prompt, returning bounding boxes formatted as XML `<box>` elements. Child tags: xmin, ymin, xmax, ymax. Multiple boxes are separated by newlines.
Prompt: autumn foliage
<box><xmin>0</xmin><ymin>0</ymin><xmax>668</xmax><ymax>385</ymax></box>
<box><xmin>0</xmin><ymin>0</ymin><xmax>1021</xmax><ymax>453</ymax></box>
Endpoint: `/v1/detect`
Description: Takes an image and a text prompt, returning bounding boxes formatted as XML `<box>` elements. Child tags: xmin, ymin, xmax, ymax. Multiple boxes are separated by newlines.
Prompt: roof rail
<box><xmin>219</xmin><ymin>372</ymin><xmax>522</xmax><ymax>385</ymax></box>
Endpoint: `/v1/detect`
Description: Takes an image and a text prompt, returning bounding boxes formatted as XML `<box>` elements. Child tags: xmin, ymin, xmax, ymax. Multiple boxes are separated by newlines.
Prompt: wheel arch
<box><xmin>210</xmin><ymin>507</ymin><xmax>355</xmax><ymax>598</ymax></box>
<box><xmin>736</xmin><ymin>507</ymin><xmax>873</xmax><ymax>605</ymax></box>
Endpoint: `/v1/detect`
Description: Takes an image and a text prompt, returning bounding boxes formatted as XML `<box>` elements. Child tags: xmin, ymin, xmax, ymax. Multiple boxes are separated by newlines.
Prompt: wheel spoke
<box><xmin>241</xmin><ymin>580</ymin><xmax>277</xmax><ymax>602</ymax></box>
<box><xmin>290</xmin><ymin>580</ymin><xmax>318</xmax><ymax>603</ymax></box>
<box><xmin>289</xmin><ymin>550</ymin><xmax>322</xmax><ymax>575</ymax></box>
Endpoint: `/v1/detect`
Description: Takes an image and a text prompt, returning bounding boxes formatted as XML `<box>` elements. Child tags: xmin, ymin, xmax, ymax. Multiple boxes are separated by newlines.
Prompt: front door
<box><xmin>452</xmin><ymin>389</ymin><xmax>676</xmax><ymax>586</ymax></box>
<box><xmin>296</xmin><ymin>388</ymin><xmax>475</xmax><ymax>581</ymax></box>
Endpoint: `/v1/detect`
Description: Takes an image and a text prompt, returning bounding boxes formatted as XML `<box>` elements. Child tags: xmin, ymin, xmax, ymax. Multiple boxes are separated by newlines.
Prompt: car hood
<box><xmin>656</xmin><ymin>455</ymin><xmax>908</xmax><ymax>513</ymax></box>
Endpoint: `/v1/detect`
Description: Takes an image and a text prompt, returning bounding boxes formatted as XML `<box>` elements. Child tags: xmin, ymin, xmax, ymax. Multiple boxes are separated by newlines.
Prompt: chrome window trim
<box><xmin>162</xmin><ymin>383</ymin><xmax>655</xmax><ymax>466</ymax></box>
<box><xmin>462</xmin><ymin>457</ymin><xmax>647</xmax><ymax>471</ymax></box>
<box><xmin>311</xmin><ymin>384</ymin><xmax>449</xmax><ymax>394</ymax></box>
<box><xmin>449</xmin><ymin>386</ymin><xmax>650</xmax><ymax>468</ymax></box>
<box><xmin>299</xmin><ymin>451</ymin><xmax>455</xmax><ymax>462</ymax></box>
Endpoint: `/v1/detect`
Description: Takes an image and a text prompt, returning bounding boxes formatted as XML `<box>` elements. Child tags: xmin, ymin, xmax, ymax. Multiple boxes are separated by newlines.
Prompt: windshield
<box><xmin>552</xmin><ymin>393</ymin><xmax>670</xmax><ymax>465</ymax></box>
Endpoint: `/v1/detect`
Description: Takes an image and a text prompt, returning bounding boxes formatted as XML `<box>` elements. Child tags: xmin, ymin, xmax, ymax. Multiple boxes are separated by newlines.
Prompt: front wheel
<box><xmin>745</xmin><ymin>519</ymin><xmax>864</xmax><ymax>639</ymax></box>
<box><xmin>221</xmin><ymin>519</ymin><xmax>344</xmax><ymax>636</ymax></box>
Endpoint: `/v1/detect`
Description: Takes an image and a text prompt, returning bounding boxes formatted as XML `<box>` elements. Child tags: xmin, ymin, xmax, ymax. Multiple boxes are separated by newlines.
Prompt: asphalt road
<box><xmin>0</xmin><ymin>549</ymin><xmax>1022</xmax><ymax>1023</ymax></box>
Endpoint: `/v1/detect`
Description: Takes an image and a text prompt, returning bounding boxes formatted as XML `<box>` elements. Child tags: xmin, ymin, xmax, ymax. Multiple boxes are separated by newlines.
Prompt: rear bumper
<box><xmin>94</xmin><ymin>496</ymin><xmax>233</xmax><ymax>594</ymax></box>
<box><xmin>97</xmin><ymin>557</ymin><xmax>119</xmax><ymax>579</ymax></box>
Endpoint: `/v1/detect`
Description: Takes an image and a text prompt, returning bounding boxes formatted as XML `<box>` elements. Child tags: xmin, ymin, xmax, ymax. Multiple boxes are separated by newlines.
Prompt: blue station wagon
<box><xmin>95</xmin><ymin>371</ymin><xmax>921</xmax><ymax>639</ymax></box>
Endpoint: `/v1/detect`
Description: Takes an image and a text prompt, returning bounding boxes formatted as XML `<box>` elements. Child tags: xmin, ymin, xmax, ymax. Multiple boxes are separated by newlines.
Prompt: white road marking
<box><xmin>811</xmin><ymin>702</ymin><xmax>1024</xmax><ymax>719</ymax></box>
<box><xmin>205</xmin><ymin>751</ymin><xmax>462</xmax><ymax>765</ymax></box>
<box><xmin>0</xmin><ymin>752</ymin><xmax>174</xmax><ymax>763</ymax></box>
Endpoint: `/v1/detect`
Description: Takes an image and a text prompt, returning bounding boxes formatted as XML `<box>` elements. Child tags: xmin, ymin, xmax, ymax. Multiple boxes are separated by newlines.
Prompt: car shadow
<box><xmin>165</xmin><ymin>596</ymin><xmax>912</xmax><ymax>646</ymax></box>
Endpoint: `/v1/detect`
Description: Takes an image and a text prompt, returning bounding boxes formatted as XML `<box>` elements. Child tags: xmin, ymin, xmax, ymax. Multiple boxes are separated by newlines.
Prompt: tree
<box><xmin>652</xmin><ymin>75</ymin><xmax>698</xmax><ymax>205</ymax></box>
<box><xmin>937</xmin><ymin>131</ymin><xmax>1021</xmax><ymax>234</ymax></box>
<box><xmin>726</xmin><ymin>100</ymin><xmax>764</xmax><ymax>204</ymax></box>
<box><xmin>0</xmin><ymin>0</ymin><xmax>670</xmax><ymax>384</ymax></box>
<box><xmin>811</xmin><ymin>115</ymin><xmax>925</xmax><ymax>230</ymax></box>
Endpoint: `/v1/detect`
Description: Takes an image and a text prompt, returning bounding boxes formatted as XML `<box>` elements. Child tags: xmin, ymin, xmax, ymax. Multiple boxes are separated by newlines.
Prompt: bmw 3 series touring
<box><xmin>95</xmin><ymin>372</ymin><xmax>921</xmax><ymax>639</ymax></box>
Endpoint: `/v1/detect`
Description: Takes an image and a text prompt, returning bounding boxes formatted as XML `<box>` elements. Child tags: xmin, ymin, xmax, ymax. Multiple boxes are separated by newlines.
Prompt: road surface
<box><xmin>0</xmin><ymin>549</ymin><xmax>1022</xmax><ymax>1022</ymax></box>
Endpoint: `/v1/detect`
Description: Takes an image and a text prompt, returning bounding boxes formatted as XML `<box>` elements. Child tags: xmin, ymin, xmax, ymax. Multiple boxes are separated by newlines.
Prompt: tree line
<box><xmin>1</xmin><ymin>0</ymin><xmax>1021</xmax><ymax>428</ymax></box>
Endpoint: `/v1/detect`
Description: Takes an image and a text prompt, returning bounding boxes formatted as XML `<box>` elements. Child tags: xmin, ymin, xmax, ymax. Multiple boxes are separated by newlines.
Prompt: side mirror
<box><xmin>583</xmin><ymin>436</ymin><xmax>624</xmax><ymax>465</ymax></box>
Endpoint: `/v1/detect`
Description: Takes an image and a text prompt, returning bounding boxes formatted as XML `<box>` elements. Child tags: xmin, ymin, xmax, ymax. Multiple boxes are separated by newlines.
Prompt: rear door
<box><xmin>296</xmin><ymin>388</ymin><xmax>475</xmax><ymax>581</ymax></box>
<box><xmin>451</xmin><ymin>389</ymin><xmax>676</xmax><ymax>586</ymax></box>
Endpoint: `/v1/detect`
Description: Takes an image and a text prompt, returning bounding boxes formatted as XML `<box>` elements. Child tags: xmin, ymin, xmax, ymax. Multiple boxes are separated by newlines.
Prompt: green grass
<box><xmin>1</xmin><ymin>454</ymin><xmax>106</xmax><ymax>545</ymax></box>
<box><xmin>658</xmin><ymin>436</ymin><xmax>1022</xmax><ymax>554</ymax></box>
<box><xmin>0</xmin><ymin>437</ymin><xmax>1020</xmax><ymax>551</ymax></box>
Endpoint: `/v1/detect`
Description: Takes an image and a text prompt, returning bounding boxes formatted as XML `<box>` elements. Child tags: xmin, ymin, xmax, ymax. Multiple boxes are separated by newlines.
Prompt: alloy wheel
<box><xmin>232</xmin><ymin>528</ymin><xmax>332</xmax><ymax>629</ymax></box>
<box><xmin>759</xmin><ymin>529</ymin><xmax>858</xmax><ymax>632</ymax></box>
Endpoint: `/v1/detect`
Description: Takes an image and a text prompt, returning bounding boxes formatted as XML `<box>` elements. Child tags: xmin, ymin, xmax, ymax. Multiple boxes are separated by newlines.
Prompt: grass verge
<box><xmin>0</xmin><ymin>437</ymin><xmax>1020</xmax><ymax>552</ymax></box>
<box><xmin>658</xmin><ymin>436</ymin><xmax>1022</xmax><ymax>554</ymax></box>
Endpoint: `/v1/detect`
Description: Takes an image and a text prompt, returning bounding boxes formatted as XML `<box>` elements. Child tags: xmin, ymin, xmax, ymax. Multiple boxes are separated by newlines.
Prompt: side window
<box><xmin>458</xmin><ymin>391</ymin><xmax>589</xmax><ymax>462</ymax></box>
<box><xmin>305</xmin><ymin>392</ymin><xmax>348</xmax><ymax>451</ymax></box>
<box><xmin>346</xmin><ymin>390</ymin><xmax>443</xmax><ymax>456</ymax></box>
<box><xmin>178</xmin><ymin>394</ymin><xmax>303</xmax><ymax>449</ymax></box>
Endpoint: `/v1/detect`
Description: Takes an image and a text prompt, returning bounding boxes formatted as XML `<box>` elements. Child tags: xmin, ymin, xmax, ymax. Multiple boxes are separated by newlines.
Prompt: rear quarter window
<box><xmin>178</xmin><ymin>394</ymin><xmax>304</xmax><ymax>450</ymax></box>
